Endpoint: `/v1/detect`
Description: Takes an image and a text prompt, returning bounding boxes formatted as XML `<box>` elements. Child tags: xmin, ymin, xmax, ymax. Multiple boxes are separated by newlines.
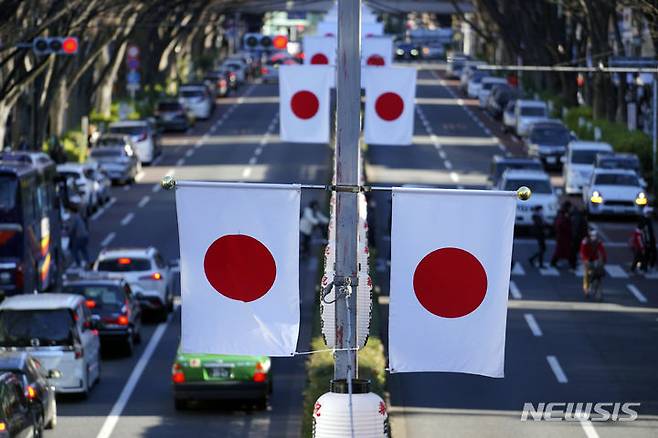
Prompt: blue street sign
<box><xmin>127</xmin><ymin>70</ymin><xmax>140</xmax><ymax>84</ymax></box>
<box><xmin>126</xmin><ymin>58</ymin><xmax>140</xmax><ymax>70</ymax></box>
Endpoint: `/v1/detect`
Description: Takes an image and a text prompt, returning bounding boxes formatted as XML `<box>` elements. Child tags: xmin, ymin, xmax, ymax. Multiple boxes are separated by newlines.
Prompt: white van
<box><xmin>0</xmin><ymin>294</ymin><xmax>101</xmax><ymax>395</ymax></box>
<box><xmin>563</xmin><ymin>141</ymin><xmax>614</xmax><ymax>195</ymax></box>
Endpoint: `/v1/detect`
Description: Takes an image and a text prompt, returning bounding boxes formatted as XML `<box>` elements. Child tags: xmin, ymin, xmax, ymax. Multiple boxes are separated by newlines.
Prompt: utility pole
<box><xmin>653</xmin><ymin>74</ymin><xmax>657</xmax><ymax>200</ymax></box>
<box><xmin>334</xmin><ymin>0</ymin><xmax>361</xmax><ymax>381</ymax></box>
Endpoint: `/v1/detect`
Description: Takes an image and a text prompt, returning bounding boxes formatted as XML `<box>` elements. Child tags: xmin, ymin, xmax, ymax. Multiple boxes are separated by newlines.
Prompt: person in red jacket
<box><xmin>629</xmin><ymin>223</ymin><xmax>646</xmax><ymax>273</ymax></box>
<box><xmin>580</xmin><ymin>229</ymin><xmax>607</xmax><ymax>300</ymax></box>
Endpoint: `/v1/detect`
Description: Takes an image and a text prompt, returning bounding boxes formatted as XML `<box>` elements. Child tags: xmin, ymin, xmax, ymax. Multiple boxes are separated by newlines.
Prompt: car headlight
<box><xmin>396</xmin><ymin>49</ymin><xmax>404</xmax><ymax>55</ymax></box>
<box><xmin>590</xmin><ymin>190</ymin><xmax>603</xmax><ymax>204</ymax></box>
<box><xmin>636</xmin><ymin>192</ymin><xmax>648</xmax><ymax>206</ymax></box>
<box><xmin>410</xmin><ymin>49</ymin><xmax>419</xmax><ymax>56</ymax></box>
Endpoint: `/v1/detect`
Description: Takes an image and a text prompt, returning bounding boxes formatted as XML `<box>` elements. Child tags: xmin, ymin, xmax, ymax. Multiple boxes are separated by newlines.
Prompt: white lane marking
<box><xmin>449</xmin><ymin>171</ymin><xmax>459</xmax><ymax>182</ymax></box>
<box><xmin>604</xmin><ymin>264</ymin><xmax>628</xmax><ymax>279</ymax></box>
<box><xmin>498</xmin><ymin>143</ymin><xmax>506</xmax><ymax>152</ymax></box>
<box><xmin>579</xmin><ymin>420</ymin><xmax>600</xmax><ymax>438</ymax></box>
<box><xmin>524</xmin><ymin>313</ymin><xmax>543</xmax><ymax>337</ymax></box>
<box><xmin>254</xmin><ymin>147</ymin><xmax>263</xmax><ymax>156</ymax></box>
<box><xmin>546</xmin><ymin>355</ymin><xmax>568</xmax><ymax>383</ymax></box>
<box><xmin>512</xmin><ymin>262</ymin><xmax>526</xmax><ymax>276</ymax></box>
<box><xmin>134</xmin><ymin>171</ymin><xmax>145</xmax><ymax>182</ymax></box>
<box><xmin>509</xmin><ymin>281</ymin><xmax>522</xmax><ymax>299</ymax></box>
<box><xmin>242</xmin><ymin>167</ymin><xmax>252</xmax><ymax>178</ymax></box>
<box><xmin>539</xmin><ymin>266</ymin><xmax>560</xmax><ymax>276</ymax></box>
<box><xmin>439</xmin><ymin>150</ymin><xmax>447</xmax><ymax>159</ymax></box>
<box><xmin>152</xmin><ymin>183</ymin><xmax>161</xmax><ymax>193</ymax></box>
<box><xmin>175</xmin><ymin>158</ymin><xmax>185</xmax><ymax>167</ymax></box>
<box><xmin>626</xmin><ymin>284</ymin><xmax>648</xmax><ymax>303</ymax></box>
<box><xmin>91</xmin><ymin>198</ymin><xmax>116</xmax><ymax>221</ymax></box>
<box><xmin>185</xmin><ymin>149</ymin><xmax>194</xmax><ymax>158</ymax></box>
<box><xmin>96</xmin><ymin>316</ymin><xmax>172</xmax><ymax>438</ymax></box>
<box><xmin>444</xmin><ymin>160</ymin><xmax>452</xmax><ymax>169</ymax></box>
<box><xmin>151</xmin><ymin>155</ymin><xmax>163</xmax><ymax>166</ymax></box>
<box><xmin>249</xmin><ymin>156</ymin><xmax>257</xmax><ymax>165</ymax></box>
<box><xmin>137</xmin><ymin>196</ymin><xmax>150</xmax><ymax>209</ymax></box>
<box><xmin>101</xmin><ymin>232</ymin><xmax>116</xmax><ymax>247</ymax></box>
<box><xmin>122</xmin><ymin>185</ymin><xmax>130</xmax><ymax>191</ymax></box>
<box><xmin>120</xmin><ymin>212</ymin><xmax>135</xmax><ymax>226</ymax></box>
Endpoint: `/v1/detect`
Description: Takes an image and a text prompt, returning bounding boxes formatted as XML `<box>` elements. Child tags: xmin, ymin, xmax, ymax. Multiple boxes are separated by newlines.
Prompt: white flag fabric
<box><xmin>303</xmin><ymin>36</ymin><xmax>336</xmax><ymax>66</ymax></box>
<box><xmin>362</xmin><ymin>37</ymin><xmax>393</xmax><ymax>66</ymax></box>
<box><xmin>279</xmin><ymin>65</ymin><xmax>333</xmax><ymax>144</ymax></box>
<box><xmin>176</xmin><ymin>182</ymin><xmax>301</xmax><ymax>356</ymax></box>
<box><xmin>316</xmin><ymin>21</ymin><xmax>383</xmax><ymax>37</ymax></box>
<box><xmin>389</xmin><ymin>187</ymin><xmax>516</xmax><ymax>377</ymax></box>
<box><xmin>364</xmin><ymin>67</ymin><xmax>417</xmax><ymax>145</ymax></box>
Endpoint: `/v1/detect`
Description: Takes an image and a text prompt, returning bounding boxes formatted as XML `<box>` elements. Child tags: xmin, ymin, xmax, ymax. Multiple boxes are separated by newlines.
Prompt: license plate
<box><xmin>207</xmin><ymin>367</ymin><xmax>230</xmax><ymax>378</ymax></box>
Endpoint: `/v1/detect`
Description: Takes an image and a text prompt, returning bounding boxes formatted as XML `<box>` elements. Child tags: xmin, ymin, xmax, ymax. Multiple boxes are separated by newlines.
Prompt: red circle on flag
<box><xmin>366</xmin><ymin>54</ymin><xmax>385</xmax><ymax>66</ymax></box>
<box><xmin>375</xmin><ymin>92</ymin><xmax>404</xmax><ymax>121</ymax></box>
<box><xmin>413</xmin><ymin>247</ymin><xmax>487</xmax><ymax>318</ymax></box>
<box><xmin>203</xmin><ymin>234</ymin><xmax>276</xmax><ymax>303</ymax></box>
<box><xmin>291</xmin><ymin>90</ymin><xmax>319</xmax><ymax>119</ymax></box>
<box><xmin>310</xmin><ymin>53</ymin><xmax>329</xmax><ymax>65</ymax></box>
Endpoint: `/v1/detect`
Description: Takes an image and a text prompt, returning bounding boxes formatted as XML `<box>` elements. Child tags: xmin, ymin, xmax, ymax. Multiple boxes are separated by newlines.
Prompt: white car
<box><xmin>0</xmin><ymin>294</ymin><xmax>101</xmax><ymax>395</ymax></box>
<box><xmin>178</xmin><ymin>85</ymin><xmax>213</xmax><ymax>120</ymax></box>
<box><xmin>93</xmin><ymin>247</ymin><xmax>174</xmax><ymax>321</ymax></box>
<box><xmin>498</xmin><ymin>169</ymin><xmax>559</xmax><ymax>226</ymax></box>
<box><xmin>459</xmin><ymin>61</ymin><xmax>486</xmax><ymax>92</ymax></box>
<box><xmin>563</xmin><ymin>141</ymin><xmax>613</xmax><ymax>195</ymax></box>
<box><xmin>83</xmin><ymin>162</ymin><xmax>111</xmax><ymax>205</ymax></box>
<box><xmin>584</xmin><ymin>168</ymin><xmax>648</xmax><ymax>217</ymax></box>
<box><xmin>503</xmin><ymin>100</ymin><xmax>517</xmax><ymax>133</ymax></box>
<box><xmin>515</xmin><ymin>100</ymin><xmax>549</xmax><ymax>137</ymax></box>
<box><xmin>108</xmin><ymin>120</ymin><xmax>159</xmax><ymax>164</ymax></box>
<box><xmin>478</xmin><ymin>77</ymin><xmax>508</xmax><ymax>107</ymax></box>
<box><xmin>57</xmin><ymin>163</ymin><xmax>98</xmax><ymax>213</ymax></box>
<box><xmin>466</xmin><ymin>72</ymin><xmax>490</xmax><ymax>98</ymax></box>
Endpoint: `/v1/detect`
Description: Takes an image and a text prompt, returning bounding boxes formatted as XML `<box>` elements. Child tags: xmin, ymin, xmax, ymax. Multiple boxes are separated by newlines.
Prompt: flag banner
<box><xmin>176</xmin><ymin>181</ymin><xmax>301</xmax><ymax>356</ymax></box>
<box><xmin>316</xmin><ymin>21</ymin><xmax>383</xmax><ymax>37</ymax></box>
<box><xmin>389</xmin><ymin>187</ymin><xmax>516</xmax><ymax>377</ymax></box>
<box><xmin>303</xmin><ymin>36</ymin><xmax>336</xmax><ymax>66</ymax></box>
<box><xmin>279</xmin><ymin>65</ymin><xmax>333</xmax><ymax>144</ymax></box>
<box><xmin>364</xmin><ymin>67</ymin><xmax>417</xmax><ymax>145</ymax></box>
<box><xmin>362</xmin><ymin>37</ymin><xmax>393</xmax><ymax>66</ymax></box>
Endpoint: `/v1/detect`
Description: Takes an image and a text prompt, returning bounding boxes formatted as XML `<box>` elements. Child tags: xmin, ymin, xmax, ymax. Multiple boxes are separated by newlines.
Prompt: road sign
<box><xmin>127</xmin><ymin>45</ymin><xmax>140</xmax><ymax>60</ymax></box>
<box><xmin>126</xmin><ymin>58</ymin><xmax>140</xmax><ymax>70</ymax></box>
<box><xmin>127</xmin><ymin>70</ymin><xmax>140</xmax><ymax>84</ymax></box>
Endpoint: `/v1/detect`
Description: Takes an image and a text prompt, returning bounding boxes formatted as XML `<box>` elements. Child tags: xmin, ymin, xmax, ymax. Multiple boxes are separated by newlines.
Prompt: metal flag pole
<box><xmin>334</xmin><ymin>0</ymin><xmax>360</xmax><ymax>382</ymax></box>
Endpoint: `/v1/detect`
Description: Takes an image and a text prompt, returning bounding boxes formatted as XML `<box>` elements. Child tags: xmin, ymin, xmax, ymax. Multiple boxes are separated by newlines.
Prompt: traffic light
<box><xmin>243</xmin><ymin>33</ymin><xmax>261</xmax><ymax>49</ymax></box>
<box><xmin>32</xmin><ymin>36</ymin><xmax>78</xmax><ymax>56</ymax></box>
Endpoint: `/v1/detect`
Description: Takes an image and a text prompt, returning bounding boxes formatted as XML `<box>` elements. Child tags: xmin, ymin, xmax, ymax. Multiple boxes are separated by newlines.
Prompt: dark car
<box><xmin>486</xmin><ymin>83</ymin><xmax>519</xmax><ymax>119</ymax></box>
<box><xmin>0</xmin><ymin>353</ymin><xmax>57</xmax><ymax>430</ymax></box>
<box><xmin>395</xmin><ymin>42</ymin><xmax>421</xmax><ymax>60</ymax></box>
<box><xmin>0</xmin><ymin>372</ymin><xmax>40</xmax><ymax>437</ymax></box>
<box><xmin>525</xmin><ymin>121</ymin><xmax>574</xmax><ymax>170</ymax></box>
<box><xmin>88</xmin><ymin>135</ymin><xmax>141</xmax><ymax>185</ymax></box>
<box><xmin>489</xmin><ymin>155</ymin><xmax>544</xmax><ymax>187</ymax></box>
<box><xmin>155</xmin><ymin>100</ymin><xmax>191</xmax><ymax>132</ymax></box>
<box><xmin>63</xmin><ymin>276</ymin><xmax>142</xmax><ymax>355</ymax></box>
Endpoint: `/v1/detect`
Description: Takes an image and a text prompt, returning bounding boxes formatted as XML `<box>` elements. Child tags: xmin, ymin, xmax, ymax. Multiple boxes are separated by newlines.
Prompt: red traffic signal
<box><xmin>62</xmin><ymin>37</ymin><xmax>78</xmax><ymax>55</ymax></box>
<box><xmin>273</xmin><ymin>35</ymin><xmax>288</xmax><ymax>50</ymax></box>
<box><xmin>32</xmin><ymin>36</ymin><xmax>78</xmax><ymax>56</ymax></box>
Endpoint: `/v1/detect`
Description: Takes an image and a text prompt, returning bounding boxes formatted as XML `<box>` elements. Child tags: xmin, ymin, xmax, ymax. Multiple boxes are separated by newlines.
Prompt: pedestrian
<box><xmin>550</xmin><ymin>201</ymin><xmax>573</xmax><ymax>268</ymax></box>
<box><xmin>629</xmin><ymin>223</ymin><xmax>645</xmax><ymax>273</ymax></box>
<box><xmin>300</xmin><ymin>200</ymin><xmax>328</xmax><ymax>256</ymax></box>
<box><xmin>580</xmin><ymin>229</ymin><xmax>607</xmax><ymax>300</ymax></box>
<box><xmin>69</xmin><ymin>208</ymin><xmax>90</xmax><ymax>268</ymax></box>
<box><xmin>48</xmin><ymin>135</ymin><xmax>66</xmax><ymax>164</ymax></box>
<box><xmin>528</xmin><ymin>205</ymin><xmax>546</xmax><ymax>268</ymax></box>
<box><xmin>640</xmin><ymin>206</ymin><xmax>656</xmax><ymax>271</ymax></box>
<box><xmin>569</xmin><ymin>205</ymin><xmax>588</xmax><ymax>269</ymax></box>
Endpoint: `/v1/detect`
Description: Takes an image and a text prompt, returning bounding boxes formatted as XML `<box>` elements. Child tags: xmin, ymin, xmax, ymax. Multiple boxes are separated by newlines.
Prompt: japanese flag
<box><xmin>364</xmin><ymin>66</ymin><xmax>416</xmax><ymax>145</ymax></box>
<box><xmin>389</xmin><ymin>187</ymin><xmax>516</xmax><ymax>377</ymax></box>
<box><xmin>279</xmin><ymin>65</ymin><xmax>333</xmax><ymax>144</ymax></box>
<box><xmin>362</xmin><ymin>37</ymin><xmax>393</xmax><ymax>66</ymax></box>
<box><xmin>304</xmin><ymin>36</ymin><xmax>336</xmax><ymax>66</ymax></box>
<box><xmin>176</xmin><ymin>182</ymin><xmax>301</xmax><ymax>356</ymax></box>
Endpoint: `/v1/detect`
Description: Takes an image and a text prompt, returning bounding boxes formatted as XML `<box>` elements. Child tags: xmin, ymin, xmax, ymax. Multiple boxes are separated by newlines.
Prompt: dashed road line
<box><xmin>444</xmin><ymin>160</ymin><xmax>452</xmax><ymax>169</ymax></box>
<box><xmin>249</xmin><ymin>156</ymin><xmax>257</xmax><ymax>165</ymax></box>
<box><xmin>579</xmin><ymin>420</ymin><xmax>600</xmax><ymax>438</ymax></box>
<box><xmin>152</xmin><ymin>183</ymin><xmax>161</xmax><ymax>193</ymax></box>
<box><xmin>512</xmin><ymin>262</ymin><xmax>526</xmax><ymax>276</ymax></box>
<box><xmin>626</xmin><ymin>284</ymin><xmax>648</xmax><ymax>303</ymax></box>
<box><xmin>120</xmin><ymin>212</ymin><xmax>135</xmax><ymax>226</ymax></box>
<box><xmin>185</xmin><ymin>149</ymin><xmax>194</xmax><ymax>158</ymax></box>
<box><xmin>137</xmin><ymin>196</ymin><xmax>150</xmax><ymax>209</ymax></box>
<box><xmin>175</xmin><ymin>158</ymin><xmax>185</xmax><ymax>167</ymax></box>
<box><xmin>509</xmin><ymin>281</ymin><xmax>522</xmax><ymax>299</ymax></box>
<box><xmin>91</xmin><ymin>198</ymin><xmax>116</xmax><ymax>221</ymax></box>
<box><xmin>524</xmin><ymin>313</ymin><xmax>543</xmax><ymax>337</ymax></box>
<box><xmin>254</xmin><ymin>147</ymin><xmax>263</xmax><ymax>156</ymax></box>
<box><xmin>101</xmin><ymin>232</ymin><xmax>116</xmax><ymax>247</ymax></box>
<box><xmin>546</xmin><ymin>355</ymin><xmax>568</xmax><ymax>383</ymax></box>
<box><xmin>604</xmin><ymin>264</ymin><xmax>628</xmax><ymax>279</ymax></box>
<box><xmin>122</xmin><ymin>185</ymin><xmax>131</xmax><ymax>191</ymax></box>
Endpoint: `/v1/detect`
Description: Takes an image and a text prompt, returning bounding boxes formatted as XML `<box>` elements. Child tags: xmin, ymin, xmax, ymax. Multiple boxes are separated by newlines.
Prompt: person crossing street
<box><xmin>300</xmin><ymin>200</ymin><xmax>329</xmax><ymax>257</ymax></box>
<box><xmin>580</xmin><ymin>229</ymin><xmax>607</xmax><ymax>301</ymax></box>
<box><xmin>528</xmin><ymin>205</ymin><xmax>546</xmax><ymax>268</ymax></box>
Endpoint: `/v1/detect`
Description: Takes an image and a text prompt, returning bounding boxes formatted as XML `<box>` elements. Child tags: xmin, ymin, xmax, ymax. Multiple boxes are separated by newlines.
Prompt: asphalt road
<box><xmin>366</xmin><ymin>68</ymin><xmax>658</xmax><ymax>437</ymax></box>
<box><xmin>45</xmin><ymin>80</ymin><xmax>331</xmax><ymax>438</ymax></box>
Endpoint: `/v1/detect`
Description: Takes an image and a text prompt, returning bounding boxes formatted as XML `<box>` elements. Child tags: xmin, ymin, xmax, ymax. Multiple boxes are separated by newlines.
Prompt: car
<box><xmin>88</xmin><ymin>137</ymin><xmax>141</xmax><ymax>185</ymax></box>
<box><xmin>584</xmin><ymin>168</ymin><xmax>648</xmax><ymax>217</ymax></box>
<box><xmin>203</xmin><ymin>72</ymin><xmax>230</xmax><ymax>98</ymax></box>
<box><xmin>108</xmin><ymin>120</ymin><xmax>160</xmax><ymax>165</ymax></box>
<box><xmin>478</xmin><ymin>77</ymin><xmax>508</xmax><ymax>108</ymax></box>
<box><xmin>215</xmin><ymin>67</ymin><xmax>238</xmax><ymax>91</ymax></box>
<box><xmin>0</xmin><ymin>352</ymin><xmax>57</xmax><ymax>430</ymax></box>
<box><xmin>488</xmin><ymin>155</ymin><xmax>544</xmax><ymax>187</ymax></box>
<box><xmin>525</xmin><ymin>121</ymin><xmax>575</xmax><ymax>170</ymax></box>
<box><xmin>459</xmin><ymin>61</ymin><xmax>487</xmax><ymax>92</ymax></box>
<box><xmin>56</xmin><ymin>163</ymin><xmax>98</xmax><ymax>214</ymax></box>
<box><xmin>563</xmin><ymin>141</ymin><xmax>614</xmax><ymax>195</ymax></box>
<box><xmin>394</xmin><ymin>42</ymin><xmax>421</xmax><ymax>60</ymax></box>
<box><xmin>502</xmin><ymin>100</ymin><xmax>517</xmax><ymax>133</ymax></box>
<box><xmin>222</xmin><ymin>60</ymin><xmax>247</xmax><ymax>84</ymax></box>
<box><xmin>261</xmin><ymin>55</ymin><xmax>297</xmax><ymax>83</ymax></box>
<box><xmin>0</xmin><ymin>151</ymin><xmax>53</xmax><ymax>167</ymax></box>
<box><xmin>83</xmin><ymin>162</ymin><xmax>111</xmax><ymax>205</ymax></box>
<box><xmin>420</xmin><ymin>43</ymin><xmax>444</xmax><ymax>60</ymax></box>
<box><xmin>485</xmin><ymin>83</ymin><xmax>518</xmax><ymax>119</ymax></box>
<box><xmin>466</xmin><ymin>71</ymin><xmax>489</xmax><ymax>98</ymax></box>
<box><xmin>155</xmin><ymin>100</ymin><xmax>192</xmax><ymax>132</ymax></box>
<box><xmin>497</xmin><ymin>169</ymin><xmax>559</xmax><ymax>227</ymax></box>
<box><xmin>178</xmin><ymin>85</ymin><xmax>214</xmax><ymax>120</ymax></box>
<box><xmin>93</xmin><ymin>247</ymin><xmax>174</xmax><ymax>321</ymax></box>
<box><xmin>171</xmin><ymin>348</ymin><xmax>272</xmax><ymax>410</ymax></box>
<box><xmin>446</xmin><ymin>53</ymin><xmax>470</xmax><ymax>78</ymax></box>
<box><xmin>0</xmin><ymin>293</ymin><xmax>101</xmax><ymax>396</ymax></box>
<box><xmin>63</xmin><ymin>275</ymin><xmax>142</xmax><ymax>355</ymax></box>
<box><xmin>0</xmin><ymin>372</ymin><xmax>41</xmax><ymax>437</ymax></box>
<box><xmin>514</xmin><ymin>100</ymin><xmax>549</xmax><ymax>137</ymax></box>
<box><xmin>595</xmin><ymin>153</ymin><xmax>646</xmax><ymax>187</ymax></box>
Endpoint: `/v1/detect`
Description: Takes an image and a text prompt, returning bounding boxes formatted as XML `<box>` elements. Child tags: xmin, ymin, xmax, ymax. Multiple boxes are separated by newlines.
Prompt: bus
<box><xmin>0</xmin><ymin>161</ymin><xmax>63</xmax><ymax>296</ymax></box>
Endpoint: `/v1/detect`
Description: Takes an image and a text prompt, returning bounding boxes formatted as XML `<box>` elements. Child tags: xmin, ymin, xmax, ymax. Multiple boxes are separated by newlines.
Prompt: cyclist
<box><xmin>579</xmin><ymin>229</ymin><xmax>607</xmax><ymax>301</ymax></box>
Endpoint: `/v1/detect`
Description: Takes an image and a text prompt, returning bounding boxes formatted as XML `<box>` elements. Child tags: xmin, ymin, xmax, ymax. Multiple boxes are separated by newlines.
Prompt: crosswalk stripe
<box><xmin>539</xmin><ymin>266</ymin><xmax>560</xmax><ymax>276</ymax></box>
<box><xmin>511</xmin><ymin>262</ymin><xmax>525</xmax><ymax>276</ymax></box>
<box><xmin>509</xmin><ymin>281</ymin><xmax>522</xmax><ymax>299</ymax></box>
<box><xmin>604</xmin><ymin>264</ymin><xmax>628</xmax><ymax>279</ymax></box>
<box><xmin>626</xmin><ymin>284</ymin><xmax>648</xmax><ymax>303</ymax></box>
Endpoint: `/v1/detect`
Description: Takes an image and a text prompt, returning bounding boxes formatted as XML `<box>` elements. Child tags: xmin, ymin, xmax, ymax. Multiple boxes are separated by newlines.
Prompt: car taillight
<box><xmin>253</xmin><ymin>362</ymin><xmax>267</xmax><ymax>383</ymax></box>
<box><xmin>25</xmin><ymin>385</ymin><xmax>37</xmax><ymax>400</ymax></box>
<box><xmin>74</xmin><ymin>344</ymin><xmax>84</xmax><ymax>359</ymax></box>
<box><xmin>219</xmin><ymin>79</ymin><xmax>227</xmax><ymax>88</ymax></box>
<box><xmin>172</xmin><ymin>363</ymin><xmax>185</xmax><ymax>384</ymax></box>
<box><xmin>139</xmin><ymin>272</ymin><xmax>162</xmax><ymax>281</ymax></box>
<box><xmin>85</xmin><ymin>299</ymin><xmax>96</xmax><ymax>309</ymax></box>
<box><xmin>117</xmin><ymin>315</ymin><xmax>129</xmax><ymax>326</ymax></box>
<box><xmin>261</xmin><ymin>67</ymin><xmax>269</xmax><ymax>74</ymax></box>
<box><xmin>15</xmin><ymin>265</ymin><xmax>23</xmax><ymax>290</ymax></box>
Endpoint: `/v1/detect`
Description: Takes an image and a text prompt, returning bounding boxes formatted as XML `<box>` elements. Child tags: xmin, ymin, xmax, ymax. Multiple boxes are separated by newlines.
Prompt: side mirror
<box><xmin>47</xmin><ymin>369</ymin><xmax>62</xmax><ymax>379</ymax></box>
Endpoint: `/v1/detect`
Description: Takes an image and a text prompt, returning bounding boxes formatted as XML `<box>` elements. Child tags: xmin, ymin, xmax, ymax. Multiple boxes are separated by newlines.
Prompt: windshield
<box><xmin>530</xmin><ymin>127</ymin><xmax>571</xmax><ymax>144</ymax></box>
<box><xmin>158</xmin><ymin>102</ymin><xmax>182</xmax><ymax>111</ymax></box>
<box><xmin>0</xmin><ymin>309</ymin><xmax>74</xmax><ymax>347</ymax></box>
<box><xmin>109</xmin><ymin>126</ymin><xmax>145</xmax><ymax>136</ymax></box>
<box><xmin>504</xmin><ymin>179</ymin><xmax>553</xmax><ymax>194</ymax></box>
<box><xmin>598</xmin><ymin>158</ymin><xmax>639</xmax><ymax>171</ymax></box>
<box><xmin>0</xmin><ymin>176</ymin><xmax>18</xmax><ymax>212</ymax></box>
<box><xmin>520</xmin><ymin>106</ymin><xmax>546</xmax><ymax>117</ymax></box>
<box><xmin>63</xmin><ymin>285</ymin><xmax>125</xmax><ymax>312</ymax></box>
<box><xmin>97</xmin><ymin>257</ymin><xmax>151</xmax><ymax>272</ymax></box>
<box><xmin>180</xmin><ymin>90</ymin><xmax>204</xmax><ymax>98</ymax></box>
<box><xmin>572</xmin><ymin>150</ymin><xmax>607</xmax><ymax>165</ymax></box>
<box><xmin>91</xmin><ymin>148</ymin><xmax>123</xmax><ymax>158</ymax></box>
<box><xmin>594</xmin><ymin>173</ymin><xmax>639</xmax><ymax>186</ymax></box>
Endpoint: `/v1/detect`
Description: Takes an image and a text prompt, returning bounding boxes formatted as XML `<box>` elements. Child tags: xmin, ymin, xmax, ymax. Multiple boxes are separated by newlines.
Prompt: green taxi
<box><xmin>171</xmin><ymin>348</ymin><xmax>272</xmax><ymax>410</ymax></box>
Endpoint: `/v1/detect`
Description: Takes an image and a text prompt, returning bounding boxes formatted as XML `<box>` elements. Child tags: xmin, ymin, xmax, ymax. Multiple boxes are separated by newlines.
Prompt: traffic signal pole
<box><xmin>334</xmin><ymin>0</ymin><xmax>361</xmax><ymax>381</ymax></box>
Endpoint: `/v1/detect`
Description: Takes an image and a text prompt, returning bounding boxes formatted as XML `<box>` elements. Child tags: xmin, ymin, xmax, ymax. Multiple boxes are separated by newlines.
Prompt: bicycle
<box><xmin>585</xmin><ymin>260</ymin><xmax>604</xmax><ymax>301</ymax></box>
